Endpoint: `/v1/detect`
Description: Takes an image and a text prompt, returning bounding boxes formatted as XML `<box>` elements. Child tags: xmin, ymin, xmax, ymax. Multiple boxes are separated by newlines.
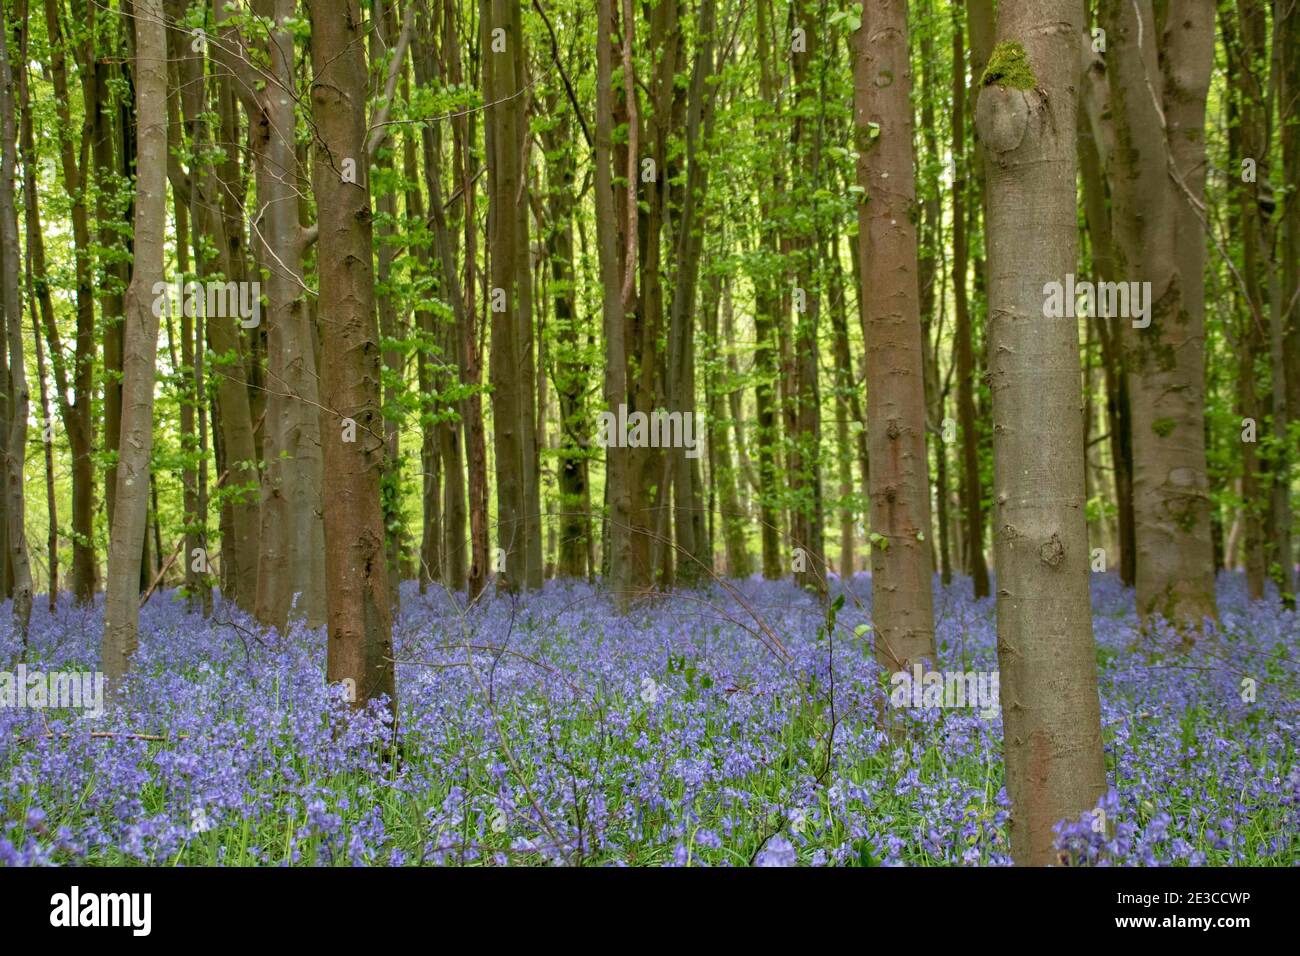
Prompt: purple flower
<box><xmin>756</xmin><ymin>835</ymin><xmax>797</xmax><ymax>867</ymax></box>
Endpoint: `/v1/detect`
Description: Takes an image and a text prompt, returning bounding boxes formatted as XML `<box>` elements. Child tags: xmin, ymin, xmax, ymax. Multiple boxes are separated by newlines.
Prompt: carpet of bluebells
<box><xmin>1</xmin><ymin>573</ymin><xmax>1296</xmax><ymax>866</ymax></box>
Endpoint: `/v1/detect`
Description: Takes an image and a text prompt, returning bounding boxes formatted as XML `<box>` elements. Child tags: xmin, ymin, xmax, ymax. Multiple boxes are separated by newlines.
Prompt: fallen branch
<box><xmin>139</xmin><ymin>466</ymin><xmax>233</xmax><ymax>608</ymax></box>
<box><xmin>15</xmin><ymin>731</ymin><xmax>188</xmax><ymax>743</ymax></box>
<box><xmin>139</xmin><ymin>538</ymin><xmax>184</xmax><ymax>608</ymax></box>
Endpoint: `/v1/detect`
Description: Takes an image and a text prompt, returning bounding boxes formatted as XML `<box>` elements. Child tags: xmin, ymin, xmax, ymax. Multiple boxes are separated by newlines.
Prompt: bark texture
<box><xmin>854</xmin><ymin>0</ymin><xmax>936</xmax><ymax>672</ymax></box>
<box><xmin>308</xmin><ymin>0</ymin><xmax>396</xmax><ymax>710</ymax></box>
<box><xmin>102</xmin><ymin>0</ymin><xmax>167</xmax><ymax>693</ymax></box>
<box><xmin>977</xmin><ymin>2</ymin><xmax>1107</xmax><ymax>865</ymax></box>
<box><xmin>1101</xmin><ymin>0</ymin><xmax>1218</xmax><ymax>627</ymax></box>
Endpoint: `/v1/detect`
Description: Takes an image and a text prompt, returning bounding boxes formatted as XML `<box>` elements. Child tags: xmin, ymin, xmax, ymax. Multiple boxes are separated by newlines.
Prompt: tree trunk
<box><xmin>977</xmin><ymin>1</ymin><xmax>1107</xmax><ymax>864</ymax></box>
<box><xmin>1282</xmin><ymin>0</ymin><xmax>1300</xmax><ymax>439</ymax></box>
<box><xmin>1222</xmin><ymin>6</ymin><xmax>1268</xmax><ymax>599</ymax></box>
<box><xmin>786</xmin><ymin>0</ymin><xmax>826</xmax><ymax>598</ymax></box>
<box><xmin>400</xmin><ymin>57</ymin><xmax>443</xmax><ymax>593</ymax></box>
<box><xmin>16</xmin><ymin>14</ymin><xmax>57</xmax><ymax>612</ymax></box>
<box><xmin>91</xmin><ymin>1</ymin><xmax>126</xmax><ymax>555</ymax></box>
<box><xmin>1229</xmin><ymin>0</ymin><xmax>1293</xmax><ymax>605</ymax></box>
<box><xmin>174</xmin><ymin>11</ymin><xmax>261</xmax><ymax>615</ymax></box>
<box><xmin>719</xmin><ymin>276</ymin><xmax>753</xmax><ymax>577</ymax></box>
<box><xmin>666</xmin><ymin>0</ymin><xmax>716</xmax><ymax>588</ymax></box>
<box><xmin>952</xmin><ymin>13</ymin><xmax>990</xmax><ymax>599</ymax></box>
<box><xmin>102</xmin><ymin>0</ymin><xmax>166</xmax><ymax>694</ymax></box>
<box><xmin>752</xmin><ymin>0</ymin><xmax>785</xmax><ymax>582</ymax></box>
<box><xmin>0</xmin><ymin>3</ymin><xmax>31</xmax><ymax>638</ymax></box>
<box><xmin>28</xmin><ymin>281</ymin><xmax>56</xmax><ymax>614</ymax></box>
<box><xmin>541</xmin><ymin>101</ymin><xmax>590</xmax><ymax>579</ymax></box>
<box><xmin>831</xmin><ymin>232</ymin><xmax>871</xmax><ymax>560</ymax></box>
<box><xmin>917</xmin><ymin>7</ymin><xmax>950</xmax><ymax>588</ymax></box>
<box><xmin>307</xmin><ymin>0</ymin><xmax>396</xmax><ymax>711</ymax></box>
<box><xmin>595</xmin><ymin>0</ymin><xmax>640</xmax><ymax>602</ymax></box>
<box><xmin>371</xmin><ymin>0</ymin><xmax>405</xmax><ymax>612</ymax></box>
<box><xmin>1100</xmin><ymin>0</ymin><xmax>1218</xmax><ymax>628</ymax></box>
<box><xmin>1077</xmin><ymin>31</ymin><xmax>1137</xmax><ymax>587</ymax></box>
<box><xmin>854</xmin><ymin>0</ymin><xmax>936</xmax><ymax>673</ymax></box>
<box><xmin>215</xmin><ymin>0</ymin><xmax>327</xmax><ymax>630</ymax></box>
<box><xmin>705</xmin><ymin>270</ymin><xmax>749</xmax><ymax>578</ymax></box>
<box><xmin>637</xmin><ymin>0</ymin><xmax>676</xmax><ymax>592</ymax></box>
<box><xmin>484</xmin><ymin>0</ymin><xmax>542</xmax><ymax>593</ymax></box>
<box><xmin>42</xmin><ymin>0</ymin><xmax>97</xmax><ymax>602</ymax></box>
<box><xmin>829</xmin><ymin>253</ymin><xmax>857</xmax><ymax>579</ymax></box>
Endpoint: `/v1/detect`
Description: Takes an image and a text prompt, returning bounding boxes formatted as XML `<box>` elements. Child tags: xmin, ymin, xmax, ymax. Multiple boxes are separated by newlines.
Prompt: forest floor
<box><xmin>1</xmin><ymin>573</ymin><xmax>1296</xmax><ymax>866</ymax></box>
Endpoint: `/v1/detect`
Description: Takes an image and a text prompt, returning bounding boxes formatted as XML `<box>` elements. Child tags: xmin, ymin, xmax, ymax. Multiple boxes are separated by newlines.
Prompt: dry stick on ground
<box><xmin>139</xmin><ymin>538</ymin><xmax>184</xmax><ymax>608</ymax></box>
<box><xmin>138</xmin><ymin>464</ymin><xmax>235</xmax><ymax>608</ymax></box>
<box><xmin>21</xmin><ymin>732</ymin><xmax>190</xmax><ymax>742</ymax></box>
<box><xmin>22</xmin><ymin>710</ymin><xmax>188</xmax><ymax>744</ymax></box>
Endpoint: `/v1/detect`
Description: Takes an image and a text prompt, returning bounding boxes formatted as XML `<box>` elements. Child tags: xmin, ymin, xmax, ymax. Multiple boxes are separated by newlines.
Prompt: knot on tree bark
<box><xmin>1038</xmin><ymin>533</ymin><xmax>1065</xmax><ymax>568</ymax></box>
<box><xmin>976</xmin><ymin>85</ymin><xmax>1032</xmax><ymax>155</ymax></box>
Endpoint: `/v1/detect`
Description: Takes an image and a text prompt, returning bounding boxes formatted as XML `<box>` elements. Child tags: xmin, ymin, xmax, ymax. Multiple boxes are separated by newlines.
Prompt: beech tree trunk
<box><xmin>42</xmin><ymin>0</ymin><xmax>97</xmax><ymax>602</ymax></box>
<box><xmin>854</xmin><ymin>0</ymin><xmax>936</xmax><ymax>672</ymax></box>
<box><xmin>307</xmin><ymin>0</ymin><xmax>396</xmax><ymax>711</ymax></box>
<box><xmin>216</xmin><ymin>0</ymin><xmax>327</xmax><ymax>630</ymax></box>
<box><xmin>952</xmin><ymin>13</ymin><xmax>990</xmax><ymax>599</ymax></box>
<box><xmin>371</xmin><ymin>0</ymin><xmax>407</xmax><ymax>612</ymax></box>
<box><xmin>1101</xmin><ymin>0</ymin><xmax>1218</xmax><ymax>628</ymax></box>
<box><xmin>102</xmin><ymin>0</ymin><xmax>166</xmax><ymax>693</ymax></box>
<box><xmin>595</xmin><ymin>0</ymin><xmax>636</xmax><ymax>601</ymax></box>
<box><xmin>1283</xmin><ymin>1</ymin><xmax>1300</xmax><ymax>439</ymax></box>
<box><xmin>172</xmin><ymin>11</ymin><xmax>261</xmax><ymax>614</ymax></box>
<box><xmin>830</xmin><ymin>233</ymin><xmax>871</xmax><ymax>575</ymax></box>
<box><xmin>0</xmin><ymin>2</ymin><xmax>31</xmax><ymax>638</ymax></box>
<box><xmin>977</xmin><ymin>0</ymin><xmax>1107</xmax><ymax>864</ymax></box>
<box><xmin>401</xmin><ymin>47</ymin><xmax>442</xmax><ymax>594</ymax></box>
<box><xmin>1227</xmin><ymin>0</ymin><xmax>1293</xmax><ymax>605</ymax></box>
<box><xmin>705</xmin><ymin>270</ymin><xmax>750</xmax><ymax>578</ymax></box>
<box><xmin>1223</xmin><ymin>5</ymin><xmax>1268</xmax><ymax>599</ymax></box>
<box><xmin>828</xmin><ymin>252</ymin><xmax>857</xmax><ymax>579</ymax></box>
<box><xmin>485</xmin><ymin>0</ymin><xmax>542</xmax><ymax>592</ymax></box>
<box><xmin>786</xmin><ymin>0</ymin><xmax>826</xmax><ymax>598</ymax></box>
<box><xmin>413</xmin><ymin>1</ymin><xmax>474</xmax><ymax>597</ymax></box>
<box><xmin>16</xmin><ymin>9</ymin><xmax>56</xmax><ymax>612</ymax></box>
<box><xmin>666</xmin><ymin>0</ymin><xmax>715</xmax><ymax>587</ymax></box>
<box><xmin>917</xmin><ymin>12</ymin><xmax>949</xmax><ymax>589</ymax></box>
<box><xmin>456</xmin><ymin>88</ymin><xmax>489</xmax><ymax>604</ymax></box>
<box><xmin>1077</xmin><ymin>38</ymin><xmax>1137</xmax><ymax>588</ymax></box>
<box><xmin>1267</xmin><ymin>0</ymin><xmax>1295</xmax><ymax>605</ymax></box>
<box><xmin>541</xmin><ymin>101</ymin><xmax>591</xmax><ymax>579</ymax></box>
<box><xmin>91</xmin><ymin>0</ymin><xmax>126</xmax><ymax>555</ymax></box>
<box><xmin>637</xmin><ymin>0</ymin><xmax>675</xmax><ymax>591</ymax></box>
<box><xmin>753</xmin><ymin>0</ymin><xmax>785</xmax><ymax>581</ymax></box>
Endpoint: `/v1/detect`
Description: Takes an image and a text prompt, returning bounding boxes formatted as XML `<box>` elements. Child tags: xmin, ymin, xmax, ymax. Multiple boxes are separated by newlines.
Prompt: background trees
<box><xmin>1100</xmin><ymin>0</ymin><xmax>1218</xmax><ymax>628</ymax></box>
